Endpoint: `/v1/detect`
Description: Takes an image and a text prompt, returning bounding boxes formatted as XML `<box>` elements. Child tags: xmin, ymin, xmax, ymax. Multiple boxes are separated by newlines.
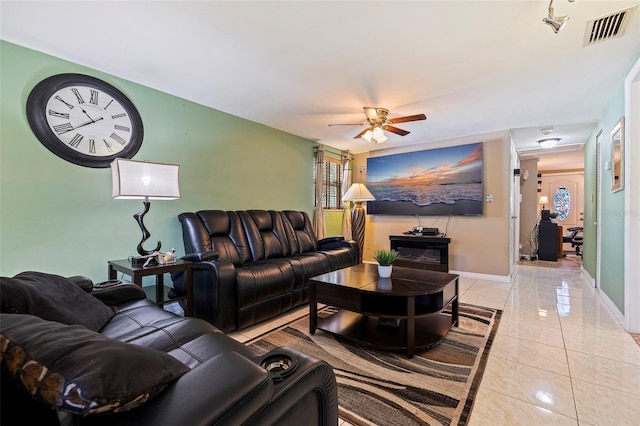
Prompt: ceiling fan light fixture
<box><xmin>372</xmin><ymin>126</ymin><xmax>384</xmax><ymax>140</ymax></box>
<box><xmin>538</xmin><ymin>138</ymin><xmax>560</xmax><ymax>149</ymax></box>
<box><xmin>361</xmin><ymin>129</ymin><xmax>373</xmax><ymax>142</ymax></box>
<box><xmin>374</xmin><ymin>134</ymin><xmax>388</xmax><ymax>144</ymax></box>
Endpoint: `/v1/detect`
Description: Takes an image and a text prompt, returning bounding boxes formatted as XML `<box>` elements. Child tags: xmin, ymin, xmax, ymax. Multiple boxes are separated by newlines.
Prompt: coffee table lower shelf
<box><xmin>316</xmin><ymin>309</ymin><xmax>454</xmax><ymax>353</ymax></box>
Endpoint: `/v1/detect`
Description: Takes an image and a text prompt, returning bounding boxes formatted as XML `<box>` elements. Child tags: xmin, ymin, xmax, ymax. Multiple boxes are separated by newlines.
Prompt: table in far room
<box><xmin>309</xmin><ymin>263</ymin><xmax>459</xmax><ymax>358</ymax></box>
<box><xmin>107</xmin><ymin>258</ymin><xmax>193</xmax><ymax>316</ymax></box>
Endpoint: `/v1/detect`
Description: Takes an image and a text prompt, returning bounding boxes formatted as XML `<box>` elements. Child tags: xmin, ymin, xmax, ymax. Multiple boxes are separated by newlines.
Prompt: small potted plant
<box><xmin>549</xmin><ymin>212</ymin><xmax>558</xmax><ymax>222</ymax></box>
<box><xmin>373</xmin><ymin>249</ymin><xmax>400</xmax><ymax>278</ymax></box>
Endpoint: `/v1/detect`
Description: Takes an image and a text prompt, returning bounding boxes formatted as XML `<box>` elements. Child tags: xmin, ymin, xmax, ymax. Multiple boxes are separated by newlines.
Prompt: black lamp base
<box><xmin>130</xmin><ymin>255</ymin><xmax>157</xmax><ymax>267</ymax></box>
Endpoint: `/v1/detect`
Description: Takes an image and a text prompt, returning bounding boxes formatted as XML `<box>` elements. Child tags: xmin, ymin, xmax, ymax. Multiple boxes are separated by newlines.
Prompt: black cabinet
<box><xmin>389</xmin><ymin>235</ymin><xmax>451</xmax><ymax>272</ymax></box>
<box><xmin>538</xmin><ymin>222</ymin><xmax>558</xmax><ymax>261</ymax></box>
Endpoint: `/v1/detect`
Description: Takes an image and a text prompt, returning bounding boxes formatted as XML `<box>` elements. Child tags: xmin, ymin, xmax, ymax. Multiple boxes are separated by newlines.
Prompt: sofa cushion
<box><xmin>0</xmin><ymin>271</ymin><xmax>115</xmax><ymax>331</ymax></box>
<box><xmin>0</xmin><ymin>314</ymin><xmax>190</xmax><ymax>415</ymax></box>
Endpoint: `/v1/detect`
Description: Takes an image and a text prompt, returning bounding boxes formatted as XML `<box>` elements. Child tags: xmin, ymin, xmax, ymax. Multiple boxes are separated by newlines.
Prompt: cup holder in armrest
<box><xmin>258</xmin><ymin>351</ymin><xmax>298</xmax><ymax>382</ymax></box>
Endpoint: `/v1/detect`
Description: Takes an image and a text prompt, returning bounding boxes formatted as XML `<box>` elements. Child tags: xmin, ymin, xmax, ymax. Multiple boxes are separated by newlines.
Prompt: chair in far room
<box><xmin>563</xmin><ymin>226</ymin><xmax>583</xmax><ymax>257</ymax></box>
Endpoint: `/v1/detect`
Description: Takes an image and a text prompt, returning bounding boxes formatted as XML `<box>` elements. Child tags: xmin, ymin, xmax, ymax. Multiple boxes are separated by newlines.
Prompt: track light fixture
<box><xmin>543</xmin><ymin>0</ymin><xmax>573</xmax><ymax>33</ymax></box>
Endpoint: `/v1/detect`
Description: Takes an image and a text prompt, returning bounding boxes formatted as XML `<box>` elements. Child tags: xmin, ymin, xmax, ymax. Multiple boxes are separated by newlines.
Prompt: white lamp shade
<box><xmin>361</xmin><ymin>130</ymin><xmax>373</xmax><ymax>142</ymax></box>
<box><xmin>374</xmin><ymin>134</ymin><xmax>388</xmax><ymax>144</ymax></box>
<box><xmin>111</xmin><ymin>158</ymin><xmax>180</xmax><ymax>200</ymax></box>
<box><xmin>343</xmin><ymin>183</ymin><xmax>376</xmax><ymax>201</ymax></box>
<box><xmin>538</xmin><ymin>196</ymin><xmax>549</xmax><ymax>206</ymax></box>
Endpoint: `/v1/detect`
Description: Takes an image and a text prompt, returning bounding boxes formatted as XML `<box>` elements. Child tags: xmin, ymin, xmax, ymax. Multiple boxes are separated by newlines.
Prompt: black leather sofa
<box><xmin>172</xmin><ymin>210</ymin><xmax>359</xmax><ymax>332</ymax></box>
<box><xmin>0</xmin><ymin>271</ymin><xmax>338</xmax><ymax>426</ymax></box>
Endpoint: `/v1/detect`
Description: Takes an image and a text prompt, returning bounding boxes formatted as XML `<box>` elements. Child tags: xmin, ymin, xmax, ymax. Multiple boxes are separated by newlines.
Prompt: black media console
<box><xmin>389</xmin><ymin>235</ymin><xmax>451</xmax><ymax>272</ymax></box>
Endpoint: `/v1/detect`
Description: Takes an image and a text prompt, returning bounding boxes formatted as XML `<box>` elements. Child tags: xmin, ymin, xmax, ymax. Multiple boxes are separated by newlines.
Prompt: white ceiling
<box><xmin>2</xmin><ymin>0</ymin><xmax>639</xmax><ymax>170</ymax></box>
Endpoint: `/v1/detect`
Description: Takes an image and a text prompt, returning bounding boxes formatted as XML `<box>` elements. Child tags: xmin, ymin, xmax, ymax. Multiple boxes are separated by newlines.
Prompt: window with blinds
<box><xmin>315</xmin><ymin>157</ymin><xmax>343</xmax><ymax>209</ymax></box>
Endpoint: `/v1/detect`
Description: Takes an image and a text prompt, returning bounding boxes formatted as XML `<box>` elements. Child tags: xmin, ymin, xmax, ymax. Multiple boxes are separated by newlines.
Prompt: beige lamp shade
<box><xmin>111</xmin><ymin>158</ymin><xmax>180</xmax><ymax>200</ymax></box>
<box><xmin>538</xmin><ymin>196</ymin><xmax>549</xmax><ymax>206</ymax></box>
<box><xmin>343</xmin><ymin>183</ymin><xmax>376</xmax><ymax>202</ymax></box>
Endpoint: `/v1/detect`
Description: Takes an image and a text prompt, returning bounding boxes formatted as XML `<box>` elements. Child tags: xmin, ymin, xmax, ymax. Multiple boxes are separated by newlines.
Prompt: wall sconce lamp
<box><xmin>343</xmin><ymin>183</ymin><xmax>376</xmax><ymax>262</ymax></box>
<box><xmin>543</xmin><ymin>0</ymin><xmax>572</xmax><ymax>33</ymax></box>
<box><xmin>111</xmin><ymin>158</ymin><xmax>181</xmax><ymax>265</ymax></box>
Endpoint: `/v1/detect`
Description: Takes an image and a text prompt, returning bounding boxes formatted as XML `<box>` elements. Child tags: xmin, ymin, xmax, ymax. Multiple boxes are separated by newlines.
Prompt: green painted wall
<box><xmin>0</xmin><ymin>41</ymin><xmax>316</xmax><ymax>280</ymax></box>
<box><xmin>583</xmin><ymin>84</ymin><xmax>625</xmax><ymax>312</ymax></box>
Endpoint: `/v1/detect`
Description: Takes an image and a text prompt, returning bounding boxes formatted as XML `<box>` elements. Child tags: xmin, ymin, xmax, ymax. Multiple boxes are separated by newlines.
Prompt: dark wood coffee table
<box><xmin>309</xmin><ymin>263</ymin><xmax>458</xmax><ymax>358</ymax></box>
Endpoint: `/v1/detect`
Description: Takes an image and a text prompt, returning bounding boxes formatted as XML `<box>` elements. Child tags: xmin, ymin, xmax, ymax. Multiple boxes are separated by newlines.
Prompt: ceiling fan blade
<box><xmin>383</xmin><ymin>125</ymin><xmax>410</xmax><ymax>136</ymax></box>
<box><xmin>353</xmin><ymin>127</ymin><xmax>371</xmax><ymax>139</ymax></box>
<box><xmin>388</xmin><ymin>114</ymin><xmax>427</xmax><ymax>124</ymax></box>
<box><xmin>328</xmin><ymin>123</ymin><xmax>365</xmax><ymax>126</ymax></box>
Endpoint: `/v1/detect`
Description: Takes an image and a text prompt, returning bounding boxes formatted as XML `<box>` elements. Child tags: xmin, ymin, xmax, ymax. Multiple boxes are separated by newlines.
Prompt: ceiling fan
<box><xmin>329</xmin><ymin>107</ymin><xmax>426</xmax><ymax>143</ymax></box>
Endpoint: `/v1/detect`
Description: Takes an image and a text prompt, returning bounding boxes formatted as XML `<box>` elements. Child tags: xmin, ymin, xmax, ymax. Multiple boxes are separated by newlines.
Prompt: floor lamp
<box><xmin>343</xmin><ymin>183</ymin><xmax>376</xmax><ymax>262</ymax></box>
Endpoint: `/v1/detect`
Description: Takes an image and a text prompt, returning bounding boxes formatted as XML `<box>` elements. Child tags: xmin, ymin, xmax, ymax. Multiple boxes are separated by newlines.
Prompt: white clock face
<box><xmin>44</xmin><ymin>86</ymin><xmax>134</xmax><ymax>157</ymax></box>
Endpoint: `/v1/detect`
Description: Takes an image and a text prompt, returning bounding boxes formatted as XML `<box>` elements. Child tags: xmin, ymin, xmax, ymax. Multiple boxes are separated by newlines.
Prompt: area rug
<box><xmin>248</xmin><ymin>303</ymin><xmax>501</xmax><ymax>426</ymax></box>
<box><xmin>517</xmin><ymin>257</ymin><xmax>581</xmax><ymax>271</ymax></box>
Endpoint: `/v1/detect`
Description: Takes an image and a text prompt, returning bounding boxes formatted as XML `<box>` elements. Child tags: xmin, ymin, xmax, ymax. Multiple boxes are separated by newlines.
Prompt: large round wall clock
<box><xmin>26</xmin><ymin>73</ymin><xmax>144</xmax><ymax>168</ymax></box>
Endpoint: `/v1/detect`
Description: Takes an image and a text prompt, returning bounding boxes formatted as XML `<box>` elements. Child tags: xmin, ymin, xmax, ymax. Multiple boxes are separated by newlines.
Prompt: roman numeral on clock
<box><xmin>103</xmin><ymin>139</ymin><xmax>113</xmax><ymax>153</ymax></box>
<box><xmin>48</xmin><ymin>109</ymin><xmax>69</xmax><ymax>119</ymax></box>
<box><xmin>69</xmin><ymin>133</ymin><xmax>84</xmax><ymax>148</ymax></box>
<box><xmin>55</xmin><ymin>95</ymin><xmax>74</xmax><ymax>109</ymax></box>
<box><xmin>71</xmin><ymin>88</ymin><xmax>85</xmax><ymax>104</ymax></box>
<box><xmin>89</xmin><ymin>90</ymin><xmax>99</xmax><ymax>105</ymax></box>
<box><xmin>89</xmin><ymin>139</ymin><xmax>96</xmax><ymax>154</ymax></box>
<box><xmin>53</xmin><ymin>122</ymin><xmax>74</xmax><ymax>134</ymax></box>
<box><xmin>110</xmin><ymin>132</ymin><xmax>127</xmax><ymax>145</ymax></box>
<box><xmin>114</xmin><ymin>125</ymin><xmax>130</xmax><ymax>132</ymax></box>
<box><xmin>111</xmin><ymin>113</ymin><xmax>126</xmax><ymax>119</ymax></box>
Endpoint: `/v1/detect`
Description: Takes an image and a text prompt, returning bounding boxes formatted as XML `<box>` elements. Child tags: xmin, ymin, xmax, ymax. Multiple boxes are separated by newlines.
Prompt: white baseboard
<box><xmin>580</xmin><ymin>266</ymin><xmax>626</xmax><ymax>327</ymax></box>
<box><xmin>581</xmin><ymin>266</ymin><xmax>595</xmax><ymax>285</ymax></box>
<box><xmin>598</xmin><ymin>288</ymin><xmax>625</xmax><ymax>327</ymax></box>
<box><xmin>450</xmin><ymin>270</ymin><xmax>510</xmax><ymax>283</ymax></box>
<box><xmin>364</xmin><ymin>261</ymin><xmax>511</xmax><ymax>283</ymax></box>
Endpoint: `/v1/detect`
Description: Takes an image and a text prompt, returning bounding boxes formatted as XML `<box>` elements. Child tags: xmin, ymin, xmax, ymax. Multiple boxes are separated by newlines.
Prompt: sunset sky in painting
<box><xmin>367</xmin><ymin>143</ymin><xmax>483</xmax><ymax>186</ymax></box>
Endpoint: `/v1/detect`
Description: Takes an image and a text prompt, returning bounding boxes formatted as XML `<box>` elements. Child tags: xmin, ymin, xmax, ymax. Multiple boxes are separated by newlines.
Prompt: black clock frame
<box><xmin>26</xmin><ymin>73</ymin><xmax>144</xmax><ymax>168</ymax></box>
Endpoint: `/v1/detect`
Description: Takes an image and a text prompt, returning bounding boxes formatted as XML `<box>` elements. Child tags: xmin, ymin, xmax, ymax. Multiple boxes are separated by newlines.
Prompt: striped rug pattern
<box><xmin>248</xmin><ymin>303</ymin><xmax>501</xmax><ymax>426</ymax></box>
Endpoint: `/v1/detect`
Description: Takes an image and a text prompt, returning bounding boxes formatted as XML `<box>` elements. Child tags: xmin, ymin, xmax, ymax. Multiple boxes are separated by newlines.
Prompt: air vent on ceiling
<box><xmin>584</xmin><ymin>6</ymin><xmax>636</xmax><ymax>46</ymax></box>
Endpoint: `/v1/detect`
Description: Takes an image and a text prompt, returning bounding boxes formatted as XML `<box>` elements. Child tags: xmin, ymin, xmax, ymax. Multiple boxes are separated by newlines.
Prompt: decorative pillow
<box><xmin>0</xmin><ymin>314</ymin><xmax>190</xmax><ymax>415</ymax></box>
<box><xmin>0</xmin><ymin>271</ymin><xmax>115</xmax><ymax>331</ymax></box>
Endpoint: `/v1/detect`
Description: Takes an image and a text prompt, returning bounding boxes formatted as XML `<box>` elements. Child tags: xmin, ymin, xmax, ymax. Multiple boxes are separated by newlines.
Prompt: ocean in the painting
<box><xmin>370</xmin><ymin>182</ymin><xmax>482</xmax><ymax>206</ymax></box>
<box><xmin>367</xmin><ymin>182</ymin><xmax>483</xmax><ymax>215</ymax></box>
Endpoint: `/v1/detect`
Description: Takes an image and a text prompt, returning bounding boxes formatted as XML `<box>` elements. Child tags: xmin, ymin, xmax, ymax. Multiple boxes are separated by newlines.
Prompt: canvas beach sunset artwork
<box><xmin>366</xmin><ymin>142</ymin><xmax>483</xmax><ymax>216</ymax></box>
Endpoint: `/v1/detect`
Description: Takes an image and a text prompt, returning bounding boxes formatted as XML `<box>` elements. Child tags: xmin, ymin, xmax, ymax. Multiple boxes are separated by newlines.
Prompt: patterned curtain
<box><xmin>341</xmin><ymin>153</ymin><xmax>353</xmax><ymax>240</ymax></box>
<box><xmin>313</xmin><ymin>146</ymin><xmax>326</xmax><ymax>239</ymax></box>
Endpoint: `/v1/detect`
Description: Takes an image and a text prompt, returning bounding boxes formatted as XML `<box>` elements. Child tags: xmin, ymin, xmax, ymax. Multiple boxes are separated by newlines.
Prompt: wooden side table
<box><xmin>108</xmin><ymin>259</ymin><xmax>193</xmax><ymax>316</ymax></box>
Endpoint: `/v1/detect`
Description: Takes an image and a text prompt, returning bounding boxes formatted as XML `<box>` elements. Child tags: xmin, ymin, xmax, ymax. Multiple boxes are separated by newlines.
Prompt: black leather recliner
<box><xmin>0</xmin><ymin>272</ymin><xmax>338</xmax><ymax>426</ymax></box>
<box><xmin>172</xmin><ymin>210</ymin><xmax>359</xmax><ymax>332</ymax></box>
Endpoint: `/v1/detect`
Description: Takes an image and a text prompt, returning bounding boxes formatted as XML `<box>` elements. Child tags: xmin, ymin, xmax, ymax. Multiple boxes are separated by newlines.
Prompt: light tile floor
<box><xmin>225</xmin><ymin>264</ymin><xmax>640</xmax><ymax>426</ymax></box>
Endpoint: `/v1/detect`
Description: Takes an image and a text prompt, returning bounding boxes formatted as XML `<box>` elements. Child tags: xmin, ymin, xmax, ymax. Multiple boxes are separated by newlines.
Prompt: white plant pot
<box><xmin>378</xmin><ymin>265</ymin><xmax>392</xmax><ymax>278</ymax></box>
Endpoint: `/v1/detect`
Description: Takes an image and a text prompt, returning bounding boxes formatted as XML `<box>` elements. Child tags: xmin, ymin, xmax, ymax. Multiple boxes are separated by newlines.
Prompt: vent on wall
<box><xmin>584</xmin><ymin>6</ymin><xmax>636</xmax><ymax>46</ymax></box>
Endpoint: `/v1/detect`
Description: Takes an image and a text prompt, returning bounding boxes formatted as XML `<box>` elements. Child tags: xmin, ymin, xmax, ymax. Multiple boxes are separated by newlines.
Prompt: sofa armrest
<box><xmin>181</xmin><ymin>251</ymin><xmax>219</xmax><ymax>262</ymax></box>
<box><xmin>75</xmin><ymin>352</ymin><xmax>273</xmax><ymax>426</ymax></box>
<box><xmin>171</xmin><ymin>259</ymin><xmax>238</xmax><ymax>332</ymax></box>
<box><xmin>90</xmin><ymin>283</ymin><xmax>147</xmax><ymax>306</ymax></box>
<box><xmin>318</xmin><ymin>236</ymin><xmax>357</xmax><ymax>251</ymax></box>
<box><xmin>318</xmin><ymin>236</ymin><xmax>344</xmax><ymax>245</ymax></box>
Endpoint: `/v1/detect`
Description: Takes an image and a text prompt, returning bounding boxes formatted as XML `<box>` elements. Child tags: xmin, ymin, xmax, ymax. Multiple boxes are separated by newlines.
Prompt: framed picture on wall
<box><xmin>611</xmin><ymin>116</ymin><xmax>624</xmax><ymax>193</ymax></box>
<box><xmin>366</xmin><ymin>142</ymin><xmax>484</xmax><ymax>216</ymax></box>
